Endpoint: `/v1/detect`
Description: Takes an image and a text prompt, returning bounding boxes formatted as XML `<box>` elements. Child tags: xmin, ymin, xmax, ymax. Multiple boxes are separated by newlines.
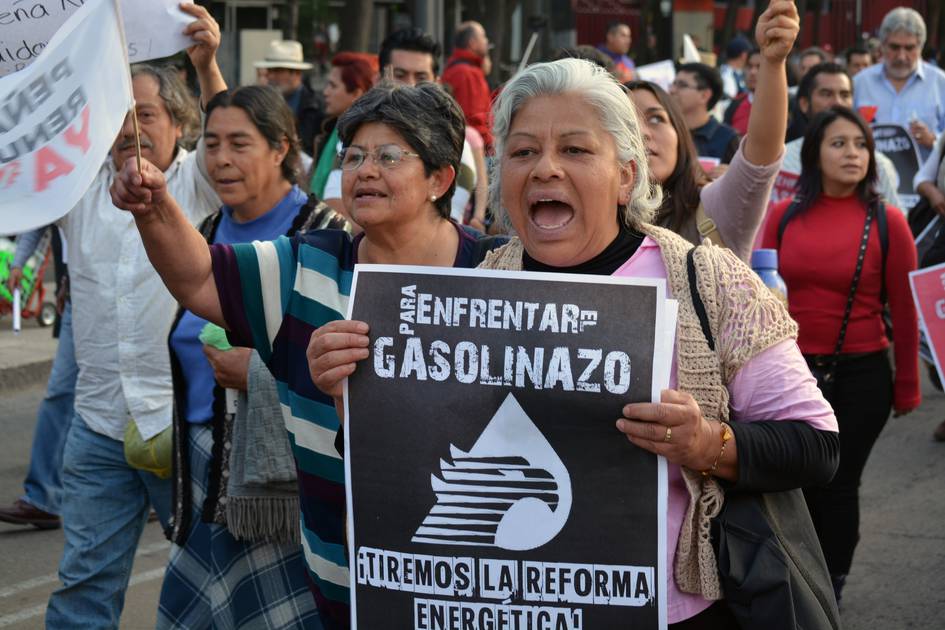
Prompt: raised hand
<box><xmin>755</xmin><ymin>0</ymin><xmax>800</xmax><ymax>63</ymax></box>
<box><xmin>109</xmin><ymin>156</ymin><xmax>168</xmax><ymax>217</ymax></box>
<box><xmin>180</xmin><ymin>2</ymin><xmax>220</xmax><ymax>71</ymax></box>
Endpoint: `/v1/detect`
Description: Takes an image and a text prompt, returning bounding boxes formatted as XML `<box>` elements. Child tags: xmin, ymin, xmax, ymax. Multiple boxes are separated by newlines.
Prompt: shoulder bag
<box><xmin>686</xmin><ymin>248</ymin><xmax>841</xmax><ymax>630</ymax></box>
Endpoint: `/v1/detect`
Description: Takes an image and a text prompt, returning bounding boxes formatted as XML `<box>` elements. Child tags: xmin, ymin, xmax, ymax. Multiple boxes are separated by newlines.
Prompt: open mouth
<box><xmin>355</xmin><ymin>188</ymin><xmax>388</xmax><ymax>200</ymax></box>
<box><xmin>529</xmin><ymin>198</ymin><xmax>575</xmax><ymax>230</ymax></box>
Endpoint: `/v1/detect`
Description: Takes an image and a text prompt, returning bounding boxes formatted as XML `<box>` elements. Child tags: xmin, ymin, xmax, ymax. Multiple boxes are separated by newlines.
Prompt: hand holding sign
<box><xmin>110</xmin><ymin>156</ymin><xmax>168</xmax><ymax>216</ymax></box>
<box><xmin>909</xmin><ymin>118</ymin><xmax>936</xmax><ymax>149</ymax></box>
<box><xmin>180</xmin><ymin>2</ymin><xmax>220</xmax><ymax>72</ymax></box>
<box><xmin>755</xmin><ymin>1</ymin><xmax>800</xmax><ymax>63</ymax></box>
<box><xmin>307</xmin><ymin>320</ymin><xmax>371</xmax><ymax>413</ymax></box>
<box><xmin>618</xmin><ymin>389</ymin><xmax>730</xmax><ymax>478</ymax></box>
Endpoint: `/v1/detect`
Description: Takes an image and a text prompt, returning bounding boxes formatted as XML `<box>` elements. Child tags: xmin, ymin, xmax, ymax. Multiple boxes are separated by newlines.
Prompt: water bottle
<box><xmin>751</xmin><ymin>249</ymin><xmax>788</xmax><ymax>308</ymax></box>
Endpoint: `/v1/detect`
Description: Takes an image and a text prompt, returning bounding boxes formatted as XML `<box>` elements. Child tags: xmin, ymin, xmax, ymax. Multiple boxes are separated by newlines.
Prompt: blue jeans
<box><xmin>21</xmin><ymin>301</ymin><xmax>76</xmax><ymax>515</ymax></box>
<box><xmin>46</xmin><ymin>413</ymin><xmax>172</xmax><ymax>630</ymax></box>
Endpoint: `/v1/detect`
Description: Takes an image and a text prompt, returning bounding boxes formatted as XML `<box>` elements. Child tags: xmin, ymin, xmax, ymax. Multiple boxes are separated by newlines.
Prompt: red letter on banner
<box><xmin>34</xmin><ymin>147</ymin><xmax>74</xmax><ymax>192</ymax></box>
<box><xmin>0</xmin><ymin>161</ymin><xmax>21</xmax><ymax>189</ymax></box>
<box><xmin>63</xmin><ymin>106</ymin><xmax>91</xmax><ymax>154</ymax></box>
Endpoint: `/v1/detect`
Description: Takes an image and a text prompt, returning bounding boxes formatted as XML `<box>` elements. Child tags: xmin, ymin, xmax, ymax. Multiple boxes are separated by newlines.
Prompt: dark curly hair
<box><xmin>337</xmin><ymin>81</ymin><xmax>465</xmax><ymax>218</ymax></box>
<box><xmin>379</xmin><ymin>28</ymin><xmax>442</xmax><ymax>76</ymax></box>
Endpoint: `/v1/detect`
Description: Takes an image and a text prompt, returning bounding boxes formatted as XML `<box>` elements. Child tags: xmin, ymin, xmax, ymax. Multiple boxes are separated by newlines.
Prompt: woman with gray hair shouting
<box><xmin>484</xmin><ymin>57</ymin><xmax>842</xmax><ymax>628</ymax></box>
<box><xmin>310</xmin><ymin>58</ymin><xmax>844</xmax><ymax>628</ymax></box>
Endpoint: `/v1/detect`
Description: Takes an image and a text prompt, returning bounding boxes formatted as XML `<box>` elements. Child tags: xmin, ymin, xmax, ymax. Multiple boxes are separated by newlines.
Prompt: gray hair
<box><xmin>338</xmin><ymin>81</ymin><xmax>465</xmax><ymax>218</ymax></box>
<box><xmin>490</xmin><ymin>58</ymin><xmax>661</xmax><ymax>230</ymax></box>
<box><xmin>879</xmin><ymin>7</ymin><xmax>926</xmax><ymax>48</ymax></box>
<box><xmin>130</xmin><ymin>64</ymin><xmax>200</xmax><ymax>149</ymax></box>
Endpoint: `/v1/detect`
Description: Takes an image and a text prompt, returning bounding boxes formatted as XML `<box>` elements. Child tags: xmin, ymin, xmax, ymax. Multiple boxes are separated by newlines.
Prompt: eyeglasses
<box><xmin>339</xmin><ymin>145</ymin><xmax>421</xmax><ymax>171</ymax></box>
<box><xmin>670</xmin><ymin>79</ymin><xmax>699</xmax><ymax>90</ymax></box>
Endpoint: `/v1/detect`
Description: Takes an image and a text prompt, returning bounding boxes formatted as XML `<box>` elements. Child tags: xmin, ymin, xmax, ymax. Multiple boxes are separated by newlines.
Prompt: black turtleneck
<box><xmin>522</xmin><ymin>225</ymin><xmax>644</xmax><ymax>275</ymax></box>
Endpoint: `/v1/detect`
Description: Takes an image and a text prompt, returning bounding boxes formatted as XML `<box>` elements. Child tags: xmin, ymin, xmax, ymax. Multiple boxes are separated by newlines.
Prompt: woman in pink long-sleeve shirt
<box><xmin>624</xmin><ymin>13</ymin><xmax>790</xmax><ymax>262</ymax></box>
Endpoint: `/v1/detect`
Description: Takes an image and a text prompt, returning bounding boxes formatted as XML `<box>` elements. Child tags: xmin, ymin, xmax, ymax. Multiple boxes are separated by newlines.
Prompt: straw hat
<box><xmin>254</xmin><ymin>40</ymin><xmax>313</xmax><ymax>70</ymax></box>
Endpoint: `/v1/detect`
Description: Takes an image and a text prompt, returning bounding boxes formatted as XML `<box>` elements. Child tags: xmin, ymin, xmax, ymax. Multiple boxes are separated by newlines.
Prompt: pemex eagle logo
<box><xmin>412</xmin><ymin>393</ymin><xmax>572</xmax><ymax>551</ymax></box>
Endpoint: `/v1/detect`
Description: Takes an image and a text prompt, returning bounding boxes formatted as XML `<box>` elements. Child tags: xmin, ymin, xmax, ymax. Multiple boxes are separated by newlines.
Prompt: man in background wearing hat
<box><xmin>255</xmin><ymin>40</ymin><xmax>324</xmax><ymax>157</ymax></box>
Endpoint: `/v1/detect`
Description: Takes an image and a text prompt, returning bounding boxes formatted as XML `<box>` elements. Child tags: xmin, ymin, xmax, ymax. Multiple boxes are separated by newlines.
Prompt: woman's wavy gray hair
<box><xmin>490</xmin><ymin>58</ymin><xmax>661</xmax><ymax>229</ymax></box>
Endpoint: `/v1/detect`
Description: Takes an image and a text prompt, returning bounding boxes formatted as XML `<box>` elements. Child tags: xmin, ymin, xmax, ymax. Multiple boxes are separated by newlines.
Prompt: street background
<box><xmin>1</xmin><ymin>318</ymin><xmax>944</xmax><ymax>628</ymax></box>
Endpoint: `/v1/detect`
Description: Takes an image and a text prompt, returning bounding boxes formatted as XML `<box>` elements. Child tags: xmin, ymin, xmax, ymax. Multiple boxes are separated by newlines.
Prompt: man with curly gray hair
<box><xmin>853</xmin><ymin>7</ymin><xmax>945</xmax><ymax>157</ymax></box>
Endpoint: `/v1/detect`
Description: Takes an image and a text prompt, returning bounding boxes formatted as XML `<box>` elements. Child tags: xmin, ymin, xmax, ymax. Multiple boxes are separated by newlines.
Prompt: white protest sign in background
<box><xmin>635</xmin><ymin>60</ymin><xmax>675</xmax><ymax>92</ymax></box>
<box><xmin>0</xmin><ymin>0</ymin><xmax>132</xmax><ymax>234</ymax></box>
<box><xmin>0</xmin><ymin>0</ymin><xmax>194</xmax><ymax>77</ymax></box>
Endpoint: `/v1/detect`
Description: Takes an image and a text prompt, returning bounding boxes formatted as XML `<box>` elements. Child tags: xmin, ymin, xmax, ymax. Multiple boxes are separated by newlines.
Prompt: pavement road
<box><xmin>0</xmin><ymin>384</ymin><xmax>166</xmax><ymax>630</ymax></box>
<box><xmin>1</xmin><ymin>359</ymin><xmax>944</xmax><ymax>628</ymax></box>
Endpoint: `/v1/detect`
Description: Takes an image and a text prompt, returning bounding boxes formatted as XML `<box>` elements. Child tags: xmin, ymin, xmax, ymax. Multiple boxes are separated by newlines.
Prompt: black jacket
<box><xmin>295</xmin><ymin>83</ymin><xmax>325</xmax><ymax>157</ymax></box>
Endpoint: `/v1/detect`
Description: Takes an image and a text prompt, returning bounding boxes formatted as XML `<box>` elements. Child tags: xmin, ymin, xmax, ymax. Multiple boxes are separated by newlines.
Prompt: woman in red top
<box><xmin>762</xmin><ymin>105</ymin><xmax>920</xmax><ymax>604</ymax></box>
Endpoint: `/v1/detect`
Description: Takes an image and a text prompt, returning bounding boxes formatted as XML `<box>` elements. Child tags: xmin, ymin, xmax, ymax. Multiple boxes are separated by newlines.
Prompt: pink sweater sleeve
<box><xmin>699</xmin><ymin>138</ymin><xmax>784</xmax><ymax>263</ymax></box>
<box><xmin>729</xmin><ymin>339</ymin><xmax>838</xmax><ymax>432</ymax></box>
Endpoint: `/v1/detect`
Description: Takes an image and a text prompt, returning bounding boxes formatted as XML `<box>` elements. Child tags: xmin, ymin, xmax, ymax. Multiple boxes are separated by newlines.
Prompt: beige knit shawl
<box><xmin>478</xmin><ymin>224</ymin><xmax>798</xmax><ymax>599</ymax></box>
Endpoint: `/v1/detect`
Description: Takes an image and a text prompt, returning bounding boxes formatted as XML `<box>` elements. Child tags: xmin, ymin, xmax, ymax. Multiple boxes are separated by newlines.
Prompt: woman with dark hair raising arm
<box><xmin>625</xmin><ymin>0</ymin><xmax>798</xmax><ymax>261</ymax></box>
<box><xmin>762</xmin><ymin>105</ymin><xmax>920</xmax><ymax>604</ymax></box>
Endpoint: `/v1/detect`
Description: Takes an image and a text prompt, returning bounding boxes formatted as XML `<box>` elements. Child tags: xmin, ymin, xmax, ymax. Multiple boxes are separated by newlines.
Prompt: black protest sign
<box><xmin>872</xmin><ymin>124</ymin><xmax>921</xmax><ymax>207</ymax></box>
<box><xmin>344</xmin><ymin>266</ymin><xmax>670</xmax><ymax>630</ymax></box>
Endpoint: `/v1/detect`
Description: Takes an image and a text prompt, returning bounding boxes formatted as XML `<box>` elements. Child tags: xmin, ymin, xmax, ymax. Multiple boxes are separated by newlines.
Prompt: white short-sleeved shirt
<box><xmin>60</xmin><ymin>149</ymin><xmax>219</xmax><ymax>440</ymax></box>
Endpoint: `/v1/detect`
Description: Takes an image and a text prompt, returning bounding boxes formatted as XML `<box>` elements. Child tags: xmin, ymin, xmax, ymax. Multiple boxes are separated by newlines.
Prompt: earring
<box><xmin>430</xmin><ymin>195</ymin><xmax>437</xmax><ymax>202</ymax></box>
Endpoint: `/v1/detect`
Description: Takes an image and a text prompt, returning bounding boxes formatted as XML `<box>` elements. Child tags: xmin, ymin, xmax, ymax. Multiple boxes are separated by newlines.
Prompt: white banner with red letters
<box><xmin>0</xmin><ymin>0</ymin><xmax>132</xmax><ymax>234</ymax></box>
<box><xmin>0</xmin><ymin>0</ymin><xmax>195</xmax><ymax>77</ymax></box>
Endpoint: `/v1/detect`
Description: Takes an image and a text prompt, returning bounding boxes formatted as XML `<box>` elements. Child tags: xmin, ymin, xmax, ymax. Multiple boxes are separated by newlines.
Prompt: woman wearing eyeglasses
<box><xmin>110</xmin><ymin>81</ymin><xmax>505</xmax><ymax>629</ymax></box>
<box><xmin>157</xmin><ymin>85</ymin><xmax>349</xmax><ymax>629</ymax></box>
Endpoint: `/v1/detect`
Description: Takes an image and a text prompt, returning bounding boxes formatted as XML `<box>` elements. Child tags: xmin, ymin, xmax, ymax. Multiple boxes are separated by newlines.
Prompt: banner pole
<box><xmin>110</xmin><ymin>0</ymin><xmax>142</xmax><ymax>173</ymax></box>
<box><xmin>12</xmin><ymin>288</ymin><xmax>20</xmax><ymax>334</ymax></box>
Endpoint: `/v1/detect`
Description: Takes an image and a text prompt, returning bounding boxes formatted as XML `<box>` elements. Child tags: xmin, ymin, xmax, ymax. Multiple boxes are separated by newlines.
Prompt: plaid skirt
<box><xmin>157</xmin><ymin>423</ymin><xmax>322</xmax><ymax>630</ymax></box>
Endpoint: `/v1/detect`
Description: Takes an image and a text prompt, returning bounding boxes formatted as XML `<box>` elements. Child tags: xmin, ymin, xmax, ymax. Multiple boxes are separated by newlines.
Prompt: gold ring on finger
<box><xmin>663</xmin><ymin>427</ymin><xmax>672</xmax><ymax>443</ymax></box>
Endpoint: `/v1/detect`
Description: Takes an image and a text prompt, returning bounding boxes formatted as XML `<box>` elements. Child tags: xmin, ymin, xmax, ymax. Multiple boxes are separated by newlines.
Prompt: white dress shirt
<box><xmin>914</xmin><ymin>132</ymin><xmax>945</xmax><ymax>191</ymax></box>
<box><xmin>58</xmin><ymin>148</ymin><xmax>219</xmax><ymax>440</ymax></box>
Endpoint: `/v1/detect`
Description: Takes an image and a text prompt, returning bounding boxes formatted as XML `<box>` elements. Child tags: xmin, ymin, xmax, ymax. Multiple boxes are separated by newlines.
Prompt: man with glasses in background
<box><xmin>671</xmin><ymin>63</ymin><xmax>740</xmax><ymax>168</ymax></box>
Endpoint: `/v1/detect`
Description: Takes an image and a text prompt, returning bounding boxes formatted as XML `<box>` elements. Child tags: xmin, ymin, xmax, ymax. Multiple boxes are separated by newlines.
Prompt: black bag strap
<box><xmin>823</xmin><ymin>206</ymin><xmax>876</xmax><ymax>376</ymax></box>
<box><xmin>686</xmin><ymin>247</ymin><xmax>715</xmax><ymax>351</ymax></box>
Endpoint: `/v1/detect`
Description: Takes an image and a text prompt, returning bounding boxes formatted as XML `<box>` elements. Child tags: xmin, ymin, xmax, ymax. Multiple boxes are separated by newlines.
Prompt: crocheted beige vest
<box><xmin>479</xmin><ymin>225</ymin><xmax>798</xmax><ymax>599</ymax></box>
